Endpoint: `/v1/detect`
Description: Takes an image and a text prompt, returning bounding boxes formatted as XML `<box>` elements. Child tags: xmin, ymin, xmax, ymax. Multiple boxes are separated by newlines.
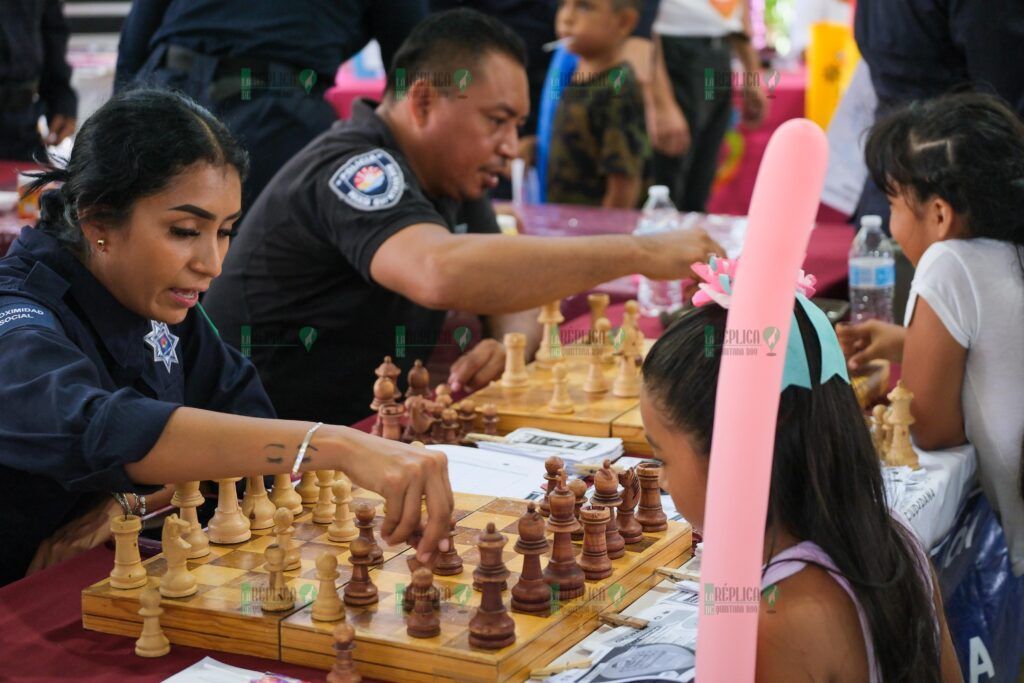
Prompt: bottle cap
<box><xmin>649</xmin><ymin>185</ymin><xmax>670</xmax><ymax>198</ymax></box>
<box><xmin>860</xmin><ymin>215</ymin><xmax>883</xmax><ymax>230</ymax></box>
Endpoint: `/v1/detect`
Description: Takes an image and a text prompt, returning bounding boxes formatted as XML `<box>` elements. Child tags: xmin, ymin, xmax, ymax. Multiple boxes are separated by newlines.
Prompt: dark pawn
<box><xmin>543</xmin><ymin>471</ymin><xmax>585</xmax><ymax>601</ymax></box>
<box><xmin>539</xmin><ymin>456</ymin><xmax>564</xmax><ymax>518</ymax></box>
<box><xmin>591</xmin><ymin>460</ymin><xmax>625</xmax><ymax>559</ymax></box>
<box><xmin>482</xmin><ymin>403</ymin><xmax>500</xmax><ymax>436</ymax></box>
<box><xmin>511</xmin><ymin>503</ymin><xmax>552</xmax><ymax>615</ymax></box>
<box><xmin>344</xmin><ymin>537</ymin><xmax>379</xmax><ymax>607</ymax></box>
<box><xmin>468</xmin><ymin>522</ymin><xmax>516</xmax><ymax>650</ymax></box>
<box><xmin>578</xmin><ymin>506</ymin><xmax>612</xmax><ymax>580</ymax></box>
<box><xmin>616</xmin><ymin>468</ymin><xmax>645</xmax><ymax>544</ymax></box>
<box><xmin>406</xmin><ymin>568</ymin><xmax>441</xmax><ymax>638</ymax></box>
<box><xmin>354</xmin><ymin>503</ymin><xmax>384</xmax><ymax>566</ymax></box>
<box><xmin>433</xmin><ymin>518</ymin><xmax>464</xmax><ymax>576</ymax></box>
<box><xmin>327</xmin><ymin>622</ymin><xmax>362</xmax><ymax>683</ymax></box>
<box><xmin>407</xmin><ymin>359</ymin><xmax>430</xmax><ymax>398</ymax></box>
<box><xmin>568</xmin><ymin>479</ymin><xmax>587</xmax><ymax>542</ymax></box>
<box><xmin>403</xmin><ymin>564</ymin><xmax>440</xmax><ymax>614</ymax></box>
<box><xmin>636</xmin><ymin>463</ymin><xmax>668</xmax><ymax>532</ymax></box>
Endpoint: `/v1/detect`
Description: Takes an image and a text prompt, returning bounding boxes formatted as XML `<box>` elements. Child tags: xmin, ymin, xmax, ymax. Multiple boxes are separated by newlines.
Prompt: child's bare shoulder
<box><xmin>756</xmin><ymin>564</ymin><xmax>870</xmax><ymax>682</ymax></box>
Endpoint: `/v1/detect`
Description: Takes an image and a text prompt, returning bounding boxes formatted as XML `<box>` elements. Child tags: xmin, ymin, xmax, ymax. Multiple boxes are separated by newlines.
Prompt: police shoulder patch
<box><xmin>328</xmin><ymin>149</ymin><xmax>406</xmax><ymax>212</ymax></box>
<box><xmin>0</xmin><ymin>299</ymin><xmax>61</xmax><ymax>337</ymax></box>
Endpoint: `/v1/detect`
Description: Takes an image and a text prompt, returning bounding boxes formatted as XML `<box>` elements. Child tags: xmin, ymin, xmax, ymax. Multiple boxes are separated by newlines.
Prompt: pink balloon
<box><xmin>695</xmin><ymin>119</ymin><xmax>828</xmax><ymax>680</ymax></box>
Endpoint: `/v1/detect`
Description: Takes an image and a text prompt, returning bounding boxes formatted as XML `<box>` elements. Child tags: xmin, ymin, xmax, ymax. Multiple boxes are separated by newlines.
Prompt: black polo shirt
<box><xmin>203</xmin><ymin>99</ymin><xmax>500</xmax><ymax>426</ymax></box>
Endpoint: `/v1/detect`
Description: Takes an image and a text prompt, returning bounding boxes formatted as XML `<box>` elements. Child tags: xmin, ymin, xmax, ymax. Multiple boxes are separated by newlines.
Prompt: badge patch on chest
<box><xmin>144</xmin><ymin>321</ymin><xmax>179</xmax><ymax>372</ymax></box>
<box><xmin>328</xmin><ymin>149</ymin><xmax>405</xmax><ymax>211</ymax></box>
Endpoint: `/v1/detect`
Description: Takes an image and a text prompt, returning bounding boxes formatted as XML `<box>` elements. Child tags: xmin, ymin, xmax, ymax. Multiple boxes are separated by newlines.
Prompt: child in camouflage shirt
<box><xmin>547</xmin><ymin>0</ymin><xmax>650</xmax><ymax>208</ymax></box>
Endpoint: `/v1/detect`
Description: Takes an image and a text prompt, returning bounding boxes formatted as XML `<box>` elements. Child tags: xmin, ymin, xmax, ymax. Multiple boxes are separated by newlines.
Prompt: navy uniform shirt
<box><xmin>855</xmin><ymin>0</ymin><xmax>1024</xmax><ymax>113</ymax></box>
<box><xmin>115</xmin><ymin>0</ymin><xmax>427</xmax><ymax>87</ymax></box>
<box><xmin>0</xmin><ymin>227</ymin><xmax>275</xmax><ymax>586</ymax></box>
<box><xmin>202</xmin><ymin>99</ymin><xmax>500</xmax><ymax>426</ymax></box>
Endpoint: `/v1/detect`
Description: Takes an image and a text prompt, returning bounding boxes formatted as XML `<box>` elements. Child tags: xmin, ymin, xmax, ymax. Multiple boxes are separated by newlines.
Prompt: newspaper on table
<box><xmin>475</xmin><ymin>428</ymin><xmax>623</xmax><ymax>472</ymax></box>
<box><xmin>162</xmin><ymin>656</ymin><xmax>309</xmax><ymax>682</ymax></box>
<box><xmin>545</xmin><ymin>584</ymin><xmax>702</xmax><ymax>682</ymax></box>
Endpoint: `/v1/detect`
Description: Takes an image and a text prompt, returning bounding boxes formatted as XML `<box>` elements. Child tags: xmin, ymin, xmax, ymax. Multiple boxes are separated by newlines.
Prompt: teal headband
<box><xmin>781</xmin><ymin>293</ymin><xmax>850</xmax><ymax>391</ymax></box>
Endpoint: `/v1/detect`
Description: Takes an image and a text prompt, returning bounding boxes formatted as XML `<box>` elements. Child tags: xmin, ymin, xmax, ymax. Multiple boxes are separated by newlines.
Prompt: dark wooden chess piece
<box><xmin>457</xmin><ymin>399</ymin><xmax>477</xmax><ymax>440</ymax></box>
<box><xmin>429</xmin><ymin>402</ymin><xmax>446</xmax><ymax>444</ymax></box>
<box><xmin>511</xmin><ymin>503</ymin><xmax>551</xmax><ymax>615</ymax></box>
<box><xmin>405</xmin><ymin>567</ymin><xmax>441</xmax><ymax>638</ymax></box>
<box><xmin>402</xmin><ymin>396</ymin><xmax>432</xmax><ymax>443</ymax></box>
<box><xmin>343</xmin><ymin>537</ymin><xmax>379</xmax><ymax>607</ymax></box>
<box><xmin>468</xmin><ymin>522</ymin><xmax>516</xmax><ymax>650</ymax></box>
<box><xmin>482</xmin><ymin>403</ymin><xmax>499</xmax><ymax>436</ymax></box>
<box><xmin>636</xmin><ymin>463</ymin><xmax>668</xmax><ymax>532</ymax></box>
<box><xmin>441</xmin><ymin>408</ymin><xmax>460</xmax><ymax>444</ymax></box>
<box><xmin>543</xmin><ymin>471</ymin><xmax>585</xmax><ymax>601</ymax></box>
<box><xmin>433</xmin><ymin>518</ymin><xmax>463</xmax><ymax>576</ymax></box>
<box><xmin>375</xmin><ymin>356</ymin><xmax>402</xmax><ymax>400</ymax></box>
<box><xmin>434</xmin><ymin>383</ymin><xmax>452</xmax><ymax>401</ymax></box>
<box><xmin>568</xmin><ymin>479</ymin><xmax>588</xmax><ymax>542</ymax></box>
<box><xmin>403</xmin><ymin>563</ymin><xmax>441</xmax><ymax>614</ymax></box>
<box><xmin>369</xmin><ymin>376</ymin><xmax>395</xmax><ymax>437</ymax></box>
<box><xmin>327</xmin><ymin>622</ymin><xmax>362</xmax><ymax>683</ymax></box>
<box><xmin>379</xmin><ymin>403</ymin><xmax>404</xmax><ymax>441</ymax></box>
<box><xmin>591</xmin><ymin>460</ymin><xmax>625</xmax><ymax>559</ymax></box>
<box><xmin>355</xmin><ymin>503</ymin><xmax>384</xmax><ymax>566</ymax></box>
<box><xmin>616</xmin><ymin>468</ymin><xmax>644</xmax><ymax>544</ymax></box>
<box><xmin>407</xmin><ymin>359</ymin><xmax>430</xmax><ymax>398</ymax></box>
<box><xmin>539</xmin><ymin>456</ymin><xmax>564</xmax><ymax>518</ymax></box>
<box><xmin>578</xmin><ymin>506</ymin><xmax>612</xmax><ymax>580</ymax></box>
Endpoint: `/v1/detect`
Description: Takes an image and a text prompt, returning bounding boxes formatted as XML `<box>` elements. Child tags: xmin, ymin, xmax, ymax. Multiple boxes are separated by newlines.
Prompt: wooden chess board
<box><xmin>82</xmin><ymin>492</ymin><xmax>691</xmax><ymax>682</ymax></box>
<box><xmin>81</xmin><ymin>489</ymin><xmax>403</xmax><ymax>659</ymax></box>
<box><xmin>467</xmin><ymin>341</ymin><xmax>654</xmax><ymax>440</ymax></box>
<box><xmin>281</xmin><ymin>496</ymin><xmax>690</xmax><ymax>682</ymax></box>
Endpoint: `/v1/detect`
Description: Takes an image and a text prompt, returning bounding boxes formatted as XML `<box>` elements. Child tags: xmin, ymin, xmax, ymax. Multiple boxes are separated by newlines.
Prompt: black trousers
<box><xmin>652</xmin><ymin>35</ymin><xmax>734</xmax><ymax>212</ymax></box>
<box><xmin>128</xmin><ymin>44</ymin><xmax>338</xmax><ymax>209</ymax></box>
<box><xmin>0</xmin><ymin>105</ymin><xmax>45</xmax><ymax>162</ymax></box>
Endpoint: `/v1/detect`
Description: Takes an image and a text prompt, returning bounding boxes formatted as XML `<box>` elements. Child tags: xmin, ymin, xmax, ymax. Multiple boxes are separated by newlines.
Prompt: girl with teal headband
<box><xmin>640</xmin><ymin>261</ymin><xmax>961</xmax><ymax>681</ymax></box>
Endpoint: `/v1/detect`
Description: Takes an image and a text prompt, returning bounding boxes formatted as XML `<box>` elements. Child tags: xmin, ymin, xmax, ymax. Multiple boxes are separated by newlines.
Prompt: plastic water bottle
<box><xmin>849</xmin><ymin>215</ymin><xmax>895</xmax><ymax>323</ymax></box>
<box><xmin>635</xmin><ymin>185</ymin><xmax>683</xmax><ymax>317</ymax></box>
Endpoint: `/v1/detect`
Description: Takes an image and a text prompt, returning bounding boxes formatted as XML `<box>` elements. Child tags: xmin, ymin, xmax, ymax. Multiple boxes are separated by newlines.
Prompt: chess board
<box><xmin>467</xmin><ymin>340</ymin><xmax>654</xmax><ymax>440</ymax></box>
<box><xmin>610</xmin><ymin>406</ymin><xmax>651</xmax><ymax>456</ymax></box>
<box><xmin>280</xmin><ymin>496</ymin><xmax>691</xmax><ymax>682</ymax></box>
<box><xmin>80</xmin><ymin>488</ymin><xmax>405</xmax><ymax>659</ymax></box>
<box><xmin>82</xmin><ymin>492</ymin><xmax>691</xmax><ymax>682</ymax></box>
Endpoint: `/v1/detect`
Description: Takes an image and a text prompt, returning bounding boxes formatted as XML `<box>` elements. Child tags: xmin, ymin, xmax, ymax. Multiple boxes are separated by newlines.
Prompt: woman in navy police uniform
<box><xmin>0</xmin><ymin>89</ymin><xmax>452</xmax><ymax>586</ymax></box>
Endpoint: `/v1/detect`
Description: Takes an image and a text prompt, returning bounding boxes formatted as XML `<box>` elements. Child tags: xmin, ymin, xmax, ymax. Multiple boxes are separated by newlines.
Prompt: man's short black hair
<box><xmin>385</xmin><ymin>8</ymin><xmax>527</xmax><ymax>97</ymax></box>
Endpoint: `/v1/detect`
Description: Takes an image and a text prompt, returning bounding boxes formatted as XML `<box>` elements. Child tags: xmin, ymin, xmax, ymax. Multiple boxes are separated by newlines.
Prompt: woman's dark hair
<box><xmin>27</xmin><ymin>88</ymin><xmax>248</xmax><ymax>257</ymax></box>
<box><xmin>867</xmin><ymin>92</ymin><xmax>1024</xmax><ymax>509</ymax></box>
<box><xmin>643</xmin><ymin>304</ymin><xmax>942</xmax><ymax>681</ymax></box>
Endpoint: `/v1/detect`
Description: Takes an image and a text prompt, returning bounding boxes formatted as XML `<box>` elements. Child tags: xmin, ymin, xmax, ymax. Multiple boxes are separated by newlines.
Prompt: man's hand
<box><xmin>45</xmin><ymin>114</ymin><xmax>76</xmax><ymax>146</ymax></box>
<box><xmin>646</xmin><ymin>97</ymin><xmax>691</xmax><ymax>157</ymax></box>
<box><xmin>447</xmin><ymin>338</ymin><xmax>505</xmax><ymax>393</ymax></box>
<box><xmin>635</xmin><ymin>229</ymin><xmax>725</xmax><ymax>281</ymax></box>
<box><xmin>741</xmin><ymin>84</ymin><xmax>768</xmax><ymax>127</ymax></box>
<box><xmin>835</xmin><ymin>320</ymin><xmax>906</xmax><ymax>371</ymax></box>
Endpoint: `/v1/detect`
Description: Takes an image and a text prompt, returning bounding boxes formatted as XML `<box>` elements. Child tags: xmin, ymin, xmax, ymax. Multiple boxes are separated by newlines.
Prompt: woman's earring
<box><xmin>96</xmin><ymin>239</ymin><xmax>105</xmax><ymax>249</ymax></box>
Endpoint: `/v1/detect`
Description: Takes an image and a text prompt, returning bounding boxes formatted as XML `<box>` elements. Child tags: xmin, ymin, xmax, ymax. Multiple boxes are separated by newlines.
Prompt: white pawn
<box><xmin>159</xmin><ymin>514</ymin><xmax>197</xmax><ymax>598</ymax></box>
<box><xmin>328</xmin><ymin>476</ymin><xmax>359</xmax><ymax>543</ymax></box>
<box><xmin>296</xmin><ymin>470</ymin><xmax>319</xmax><ymax>504</ymax></box>
<box><xmin>171</xmin><ymin>481</ymin><xmax>209</xmax><ymax>559</ymax></box>
<box><xmin>311</xmin><ymin>552</ymin><xmax>346</xmax><ymax>622</ymax></box>
<box><xmin>313</xmin><ymin>471</ymin><xmax>337</xmax><ymax>524</ymax></box>
<box><xmin>547</xmin><ymin>363</ymin><xmax>574</xmax><ymax>414</ymax></box>
<box><xmin>274</xmin><ymin>507</ymin><xmax>302</xmax><ymax>571</ymax></box>
<box><xmin>583</xmin><ymin>318</ymin><xmax>611</xmax><ymax>394</ymax></box>
<box><xmin>135</xmin><ymin>587</ymin><xmax>170</xmax><ymax>657</ymax></box>
<box><xmin>261</xmin><ymin>544</ymin><xmax>295</xmax><ymax>612</ymax></box>
<box><xmin>242</xmin><ymin>476</ymin><xmax>276</xmax><ymax>530</ymax></box>
<box><xmin>270</xmin><ymin>473</ymin><xmax>303</xmax><ymax>516</ymax></box>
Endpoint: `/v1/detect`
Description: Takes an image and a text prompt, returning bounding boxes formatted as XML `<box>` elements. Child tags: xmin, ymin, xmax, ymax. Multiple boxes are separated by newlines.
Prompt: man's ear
<box><xmin>407</xmin><ymin>78</ymin><xmax>437</xmax><ymax>129</ymax></box>
<box><xmin>617</xmin><ymin>7</ymin><xmax>640</xmax><ymax>37</ymax></box>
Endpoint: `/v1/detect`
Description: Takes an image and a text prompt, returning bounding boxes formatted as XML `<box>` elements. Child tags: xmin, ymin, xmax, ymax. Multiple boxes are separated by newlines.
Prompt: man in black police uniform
<box><xmin>203</xmin><ymin>9</ymin><xmax>720</xmax><ymax>426</ymax></box>
<box><xmin>115</xmin><ymin>0</ymin><xmax>427</xmax><ymax>206</ymax></box>
<box><xmin>854</xmin><ymin>0</ymin><xmax>1024</xmax><ymax>229</ymax></box>
<box><xmin>0</xmin><ymin>0</ymin><xmax>77</xmax><ymax>160</ymax></box>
